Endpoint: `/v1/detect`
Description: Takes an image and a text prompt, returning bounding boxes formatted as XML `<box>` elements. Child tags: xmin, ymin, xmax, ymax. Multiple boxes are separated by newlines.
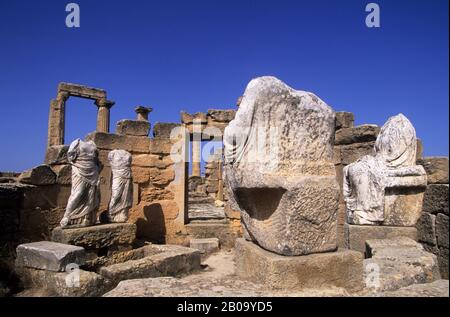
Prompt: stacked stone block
<box><xmin>416</xmin><ymin>157</ymin><xmax>449</xmax><ymax>278</ymax></box>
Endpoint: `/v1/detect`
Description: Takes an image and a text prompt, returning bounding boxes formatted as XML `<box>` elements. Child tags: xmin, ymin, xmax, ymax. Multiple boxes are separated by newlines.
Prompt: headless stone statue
<box><xmin>343</xmin><ymin>114</ymin><xmax>427</xmax><ymax>225</ymax></box>
<box><xmin>60</xmin><ymin>139</ymin><xmax>100</xmax><ymax>228</ymax></box>
<box><xmin>224</xmin><ymin>76</ymin><xmax>340</xmax><ymax>256</ymax></box>
<box><xmin>107</xmin><ymin>149</ymin><xmax>133</xmax><ymax>223</ymax></box>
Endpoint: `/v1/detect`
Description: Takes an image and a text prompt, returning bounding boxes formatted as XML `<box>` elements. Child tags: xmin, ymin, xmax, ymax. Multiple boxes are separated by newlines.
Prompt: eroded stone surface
<box><xmin>373</xmin><ymin>280</ymin><xmax>449</xmax><ymax>297</ymax></box>
<box><xmin>52</xmin><ymin>223</ymin><xmax>136</xmax><ymax>250</ymax></box>
<box><xmin>99</xmin><ymin>244</ymin><xmax>201</xmax><ymax>282</ymax></box>
<box><xmin>344</xmin><ymin>223</ymin><xmax>417</xmax><ymax>254</ymax></box>
<box><xmin>364</xmin><ymin>237</ymin><xmax>441</xmax><ymax>292</ymax></box>
<box><xmin>190</xmin><ymin>238</ymin><xmax>220</xmax><ymax>255</ymax></box>
<box><xmin>116</xmin><ymin>120</ymin><xmax>150</xmax><ymax>137</ymax></box>
<box><xmin>17</xmin><ymin>266</ymin><xmax>113</xmax><ymax>297</ymax></box>
<box><xmin>16</xmin><ymin>241</ymin><xmax>85</xmax><ymax>272</ymax></box>
<box><xmin>18</xmin><ymin>165</ymin><xmax>56</xmax><ymax>185</ymax></box>
<box><xmin>224</xmin><ymin>76</ymin><xmax>339</xmax><ymax>256</ymax></box>
<box><xmin>418</xmin><ymin>157</ymin><xmax>449</xmax><ymax>184</ymax></box>
<box><xmin>235</xmin><ymin>239</ymin><xmax>363</xmax><ymax>292</ymax></box>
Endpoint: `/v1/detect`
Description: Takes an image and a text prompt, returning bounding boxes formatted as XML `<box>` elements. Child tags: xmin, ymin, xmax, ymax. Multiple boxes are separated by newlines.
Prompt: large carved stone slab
<box><xmin>343</xmin><ymin>114</ymin><xmax>427</xmax><ymax>226</ymax></box>
<box><xmin>52</xmin><ymin>223</ymin><xmax>136</xmax><ymax>251</ymax></box>
<box><xmin>364</xmin><ymin>237</ymin><xmax>441</xmax><ymax>292</ymax></box>
<box><xmin>344</xmin><ymin>223</ymin><xmax>418</xmax><ymax>254</ymax></box>
<box><xmin>235</xmin><ymin>239</ymin><xmax>363</xmax><ymax>292</ymax></box>
<box><xmin>224</xmin><ymin>76</ymin><xmax>339</xmax><ymax>256</ymax></box>
<box><xmin>16</xmin><ymin>241</ymin><xmax>86</xmax><ymax>272</ymax></box>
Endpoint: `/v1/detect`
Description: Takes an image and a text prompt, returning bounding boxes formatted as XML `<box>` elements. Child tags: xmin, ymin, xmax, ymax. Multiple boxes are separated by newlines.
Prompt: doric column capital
<box><xmin>135</xmin><ymin>106</ymin><xmax>153</xmax><ymax>121</ymax></box>
<box><xmin>95</xmin><ymin>98</ymin><xmax>115</xmax><ymax>109</ymax></box>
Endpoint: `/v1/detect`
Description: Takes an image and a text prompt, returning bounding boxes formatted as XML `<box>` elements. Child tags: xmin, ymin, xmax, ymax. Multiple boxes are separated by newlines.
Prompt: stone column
<box><xmin>135</xmin><ymin>106</ymin><xmax>153</xmax><ymax>121</ymax></box>
<box><xmin>191</xmin><ymin>118</ymin><xmax>202</xmax><ymax>177</ymax></box>
<box><xmin>95</xmin><ymin>99</ymin><xmax>115</xmax><ymax>133</ymax></box>
<box><xmin>47</xmin><ymin>92</ymin><xmax>69</xmax><ymax>147</ymax></box>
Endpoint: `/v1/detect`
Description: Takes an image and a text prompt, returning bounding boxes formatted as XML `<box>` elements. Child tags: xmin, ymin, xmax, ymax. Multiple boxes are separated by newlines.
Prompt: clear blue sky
<box><xmin>0</xmin><ymin>0</ymin><xmax>448</xmax><ymax>172</ymax></box>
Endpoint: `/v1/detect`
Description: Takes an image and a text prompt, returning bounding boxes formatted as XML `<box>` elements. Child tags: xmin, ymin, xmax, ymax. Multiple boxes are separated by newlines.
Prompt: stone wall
<box><xmin>416</xmin><ymin>157</ymin><xmax>449</xmax><ymax>279</ymax></box>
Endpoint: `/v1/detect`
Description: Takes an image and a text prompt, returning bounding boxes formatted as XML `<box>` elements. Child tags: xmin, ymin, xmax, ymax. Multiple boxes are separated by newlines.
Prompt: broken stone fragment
<box><xmin>16</xmin><ymin>241</ymin><xmax>86</xmax><ymax>272</ymax></box>
<box><xmin>18</xmin><ymin>165</ymin><xmax>56</xmax><ymax>185</ymax></box>
<box><xmin>418</xmin><ymin>157</ymin><xmax>449</xmax><ymax>184</ymax></box>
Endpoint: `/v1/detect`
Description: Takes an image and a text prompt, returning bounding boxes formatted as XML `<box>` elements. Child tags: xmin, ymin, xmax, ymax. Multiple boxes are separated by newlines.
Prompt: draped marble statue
<box><xmin>108</xmin><ymin>149</ymin><xmax>133</xmax><ymax>223</ymax></box>
<box><xmin>60</xmin><ymin>139</ymin><xmax>100</xmax><ymax>228</ymax></box>
<box><xmin>224</xmin><ymin>76</ymin><xmax>340</xmax><ymax>256</ymax></box>
<box><xmin>343</xmin><ymin>114</ymin><xmax>427</xmax><ymax>226</ymax></box>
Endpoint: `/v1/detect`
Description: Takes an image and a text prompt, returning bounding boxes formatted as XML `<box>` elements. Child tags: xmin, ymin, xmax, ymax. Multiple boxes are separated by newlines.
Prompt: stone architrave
<box><xmin>223</xmin><ymin>76</ymin><xmax>340</xmax><ymax>256</ymax></box>
<box><xmin>108</xmin><ymin>149</ymin><xmax>133</xmax><ymax>223</ymax></box>
<box><xmin>343</xmin><ymin>114</ymin><xmax>427</xmax><ymax>226</ymax></box>
<box><xmin>60</xmin><ymin>139</ymin><xmax>100</xmax><ymax>228</ymax></box>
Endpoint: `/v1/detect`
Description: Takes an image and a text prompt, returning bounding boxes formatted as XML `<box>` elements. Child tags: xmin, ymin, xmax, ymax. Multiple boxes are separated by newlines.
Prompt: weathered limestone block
<box><xmin>16</xmin><ymin>241</ymin><xmax>85</xmax><ymax>272</ymax></box>
<box><xmin>235</xmin><ymin>239</ymin><xmax>363</xmax><ymax>292</ymax></box>
<box><xmin>108</xmin><ymin>150</ymin><xmax>133</xmax><ymax>223</ymax></box>
<box><xmin>335</xmin><ymin>111</ymin><xmax>354</xmax><ymax>130</ymax></box>
<box><xmin>152</xmin><ymin>123</ymin><xmax>180</xmax><ymax>139</ymax></box>
<box><xmin>18</xmin><ymin>165</ymin><xmax>56</xmax><ymax>185</ymax></box>
<box><xmin>149</xmin><ymin>168</ymin><xmax>175</xmax><ymax>186</ymax></box>
<box><xmin>140</xmin><ymin>187</ymin><xmax>175</xmax><ymax>202</ymax></box>
<box><xmin>99</xmin><ymin>245</ymin><xmax>201</xmax><ymax>282</ymax></box>
<box><xmin>45</xmin><ymin>145</ymin><xmax>69</xmax><ymax>165</ymax></box>
<box><xmin>418</xmin><ymin>157</ymin><xmax>449</xmax><ymax>184</ymax></box>
<box><xmin>335</xmin><ymin>124</ymin><xmax>380</xmax><ymax>145</ymax></box>
<box><xmin>340</xmin><ymin>142</ymin><xmax>375</xmax><ymax>165</ymax></box>
<box><xmin>131</xmin><ymin>166</ymin><xmax>150</xmax><ymax>184</ymax></box>
<box><xmin>189</xmin><ymin>238</ymin><xmax>219</xmax><ymax>255</ymax></box>
<box><xmin>17</xmin><ymin>266</ymin><xmax>112</xmax><ymax>297</ymax></box>
<box><xmin>436</xmin><ymin>213</ymin><xmax>449</xmax><ymax>249</ymax></box>
<box><xmin>373</xmin><ymin>279</ymin><xmax>449</xmax><ymax>297</ymax></box>
<box><xmin>116</xmin><ymin>119</ymin><xmax>150</xmax><ymax>137</ymax></box>
<box><xmin>149</xmin><ymin>139</ymin><xmax>173</xmax><ymax>155</ymax></box>
<box><xmin>185</xmin><ymin>222</ymin><xmax>241</xmax><ymax>249</ymax></box>
<box><xmin>52</xmin><ymin>223</ymin><xmax>136</xmax><ymax>250</ymax></box>
<box><xmin>438</xmin><ymin>247</ymin><xmax>449</xmax><ymax>279</ymax></box>
<box><xmin>60</xmin><ymin>139</ymin><xmax>100</xmax><ymax>228</ymax></box>
<box><xmin>224</xmin><ymin>76</ymin><xmax>339</xmax><ymax>256</ymax></box>
<box><xmin>344</xmin><ymin>223</ymin><xmax>418</xmax><ymax>254</ymax></box>
<box><xmin>86</xmin><ymin>132</ymin><xmax>151</xmax><ymax>154</ymax></box>
<box><xmin>364</xmin><ymin>237</ymin><xmax>441</xmax><ymax>292</ymax></box>
<box><xmin>343</xmin><ymin>114</ymin><xmax>427</xmax><ymax>226</ymax></box>
<box><xmin>422</xmin><ymin>184</ymin><xmax>449</xmax><ymax>215</ymax></box>
<box><xmin>416</xmin><ymin>212</ymin><xmax>437</xmax><ymax>246</ymax></box>
<box><xmin>207</xmin><ymin>109</ymin><xmax>236</xmax><ymax>123</ymax></box>
<box><xmin>51</xmin><ymin>164</ymin><xmax>72</xmax><ymax>185</ymax></box>
<box><xmin>132</xmin><ymin>154</ymin><xmax>173</xmax><ymax>169</ymax></box>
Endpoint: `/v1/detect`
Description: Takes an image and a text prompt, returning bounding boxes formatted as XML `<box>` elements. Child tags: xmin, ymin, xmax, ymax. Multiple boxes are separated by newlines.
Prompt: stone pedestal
<box><xmin>51</xmin><ymin>223</ymin><xmax>136</xmax><ymax>256</ymax></box>
<box><xmin>344</xmin><ymin>223</ymin><xmax>418</xmax><ymax>254</ymax></box>
<box><xmin>235</xmin><ymin>238</ymin><xmax>364</xmax><ymax>293</ymax></box>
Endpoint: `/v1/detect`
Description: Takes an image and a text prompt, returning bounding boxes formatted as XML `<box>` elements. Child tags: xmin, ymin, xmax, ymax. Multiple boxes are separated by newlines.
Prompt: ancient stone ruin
<box><xmin>0</xmin><ymin>78</ymin><xmax>448</xmax><ymax>297</ymax></box>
